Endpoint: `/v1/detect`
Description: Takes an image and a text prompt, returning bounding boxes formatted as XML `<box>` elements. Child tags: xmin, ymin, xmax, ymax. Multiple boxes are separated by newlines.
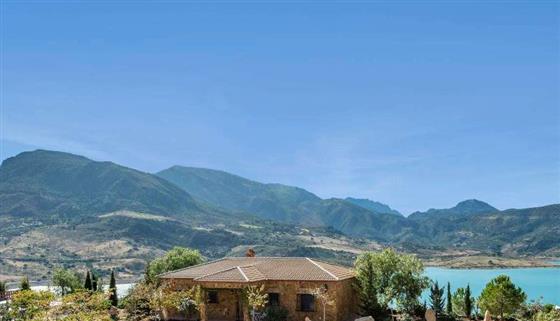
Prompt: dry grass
<box><xmin>99</xmin><ymin>210</ymin><xmax>173</xmax><ymax>222</ymax></box>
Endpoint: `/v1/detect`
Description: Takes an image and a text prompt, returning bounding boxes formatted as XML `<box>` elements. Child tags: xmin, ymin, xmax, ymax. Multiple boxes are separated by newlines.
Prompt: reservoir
<box><xmin>424</xmin><ymin>267</ymin><xmax>560</xmax><ymax>305</ymax></box>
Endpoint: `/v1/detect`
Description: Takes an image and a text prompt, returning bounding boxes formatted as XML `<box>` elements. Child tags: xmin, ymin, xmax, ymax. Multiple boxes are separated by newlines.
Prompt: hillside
<box><xmin>345</xmin><ymin>197</ymin><xmax>402</xmax><ymax>216</ymax></box>
<box><xmin>156</xmin><ymin>166</ymin><xmax>406</xmax><ymax>239</ymax></box>
<box><xmin>407</xmin><ymin>204</ymin><xmax>560</xmax><ymax>256</ymax></box>
<box><xmin>156</xmin><ymin>166</ymin><xmax>322</xmax><ymax>224</ymax></box>
<box><xmin>0</xmin><ymin>150</ymin><xmax>206</xmax><ymax>221</ymax></box>
<box><xmin>0</xmin><ymin>151</ymin><xmax>369</xmax><ymax>282</ymax></box>
<box><xmin>408</xmin><ymin>199</ymin><xmax>498</xmax><ymax>221</ymax></box>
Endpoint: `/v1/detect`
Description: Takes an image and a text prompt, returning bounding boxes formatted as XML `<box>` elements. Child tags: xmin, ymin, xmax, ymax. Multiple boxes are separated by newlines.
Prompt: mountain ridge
<box><xmin>408</xmin><ymin>199</ymin><xmax>498</xmax><ymax>220</ymax></box>
<box><xmin>0</xmin><ymin>150</ymin><xmax>207</xmax><ymax>220</ymax></box>
<box><xmin>156</xmin><ymin>165</ymin><xmax>406</xmax><ymax>238</ymax></box>
<box><xmin>0</xmin><ymin>149</ymin><xmax>558</xmax><ymax>281</ymax></box>
<box><xmin>344</xmin><ymin>197</ymin><xmax>402</xmax><ymax>216</ymax></box>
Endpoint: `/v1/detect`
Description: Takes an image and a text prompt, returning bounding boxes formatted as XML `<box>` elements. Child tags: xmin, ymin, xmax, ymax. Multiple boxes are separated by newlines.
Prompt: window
<box><xmin>297</xmin><ymin>294</ymin><xmax>315</xmax><ymax>312</ymax></box>
<box><xmin>207</xmin><ymin>291</ymin><xmax>219</xmax><ymax>304</ymax></box>
<box><xmin>268</xmin><ymin>293</ymin><xmax>280</xmax><ymax>306</ymax></box>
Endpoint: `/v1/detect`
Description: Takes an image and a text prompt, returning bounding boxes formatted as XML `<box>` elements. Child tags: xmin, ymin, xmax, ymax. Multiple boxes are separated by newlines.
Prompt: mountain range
<box><xmin>0</xmin><ymin>150</ymin><xmax>558</xmax><ymax>281</ymax></box>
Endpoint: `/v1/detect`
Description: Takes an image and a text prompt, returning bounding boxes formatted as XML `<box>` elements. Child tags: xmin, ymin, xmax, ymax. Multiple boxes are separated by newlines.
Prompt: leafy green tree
<box><xmin>354</xmin><ymin>252</ymin><xmax>386</xmax><ymax>318</ymax></box>
<box><xmin>53</xmin><ymin>267</ymin><xmax>83</xmax><ymax>295</ymax></box>
<box><xmin>146</xmin><ymin>247</ymin><xmax>203</xmax><ymax>282</ymax></box>
<box><xmin>20</xmin><ymin>276</ymin><xmax>30</xmax><ymax>290</ymax></box>
<box><xmin>429</xmin><ymin>281</ymin><xmax>445</xmax><ymax>317</ymax></box>
<box><xmin>354</xmin><ymin>249</ymin><xmax>430</xmax><ymax>316</ymax></box>
<box><xmin>84</xmin><ymin>271</ymin><xmax>92</xmax><ymax>290</ymax></box>
<box><xmin>109</xmin><ymin>270</ymin><xmax>118</xmax><ymax>307</ymax></box>
<box><xmin>446</xmin><ymin>282</ymin><xmax>452</xmax><ymax>315</ymax></box>
<box><xmin>478</xmin><ymin>275</ymin><xmax>526</xmax><ymax>319</ymax></box>
<box><xmin>452</xmin><ymin>287</ymin><xmax>474</xmax><ymax>317</ymax></box>
<box><xmin>465</xmin><ymin>284</ymin><xmax>473</xmax><ymax>319</ymax></box>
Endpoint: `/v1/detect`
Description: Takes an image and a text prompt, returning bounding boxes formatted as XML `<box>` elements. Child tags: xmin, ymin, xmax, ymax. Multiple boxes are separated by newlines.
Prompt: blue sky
<box><xmin>1</xmin><ymin>1</ymin><xmax>558</xmax><ymax>214</ymax></box>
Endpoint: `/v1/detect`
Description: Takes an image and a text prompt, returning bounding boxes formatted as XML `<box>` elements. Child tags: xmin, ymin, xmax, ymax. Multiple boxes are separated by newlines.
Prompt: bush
<box><xmin>535</xmin><ymin>309</ymin><xmax>560</xmax><ymax>321</ymax></box>
<box><xmin>263</xmin><ymin>305</ymin><xmax>289</xmax><ymax>321</ymax></box>
<box><xmin>9</xmin><ymin>290</ymin><xmax>54</xmax><ymax>320</ymax></box>
<box><xmin>49</xmin><ymin>291</ymin><xmax>112</xmax><ymax>321</ymax></box>
<box><xmin>122</xmin><ymin>281</ymin><xmax>160</xmax><ymax>321</ymax></box>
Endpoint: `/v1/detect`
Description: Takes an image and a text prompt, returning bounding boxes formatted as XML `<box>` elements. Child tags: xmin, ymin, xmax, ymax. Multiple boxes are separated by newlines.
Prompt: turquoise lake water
<box><xmin>424</xmin><ymin>267</ymin><xmax>560</xmax><ymax>305</ymax></box>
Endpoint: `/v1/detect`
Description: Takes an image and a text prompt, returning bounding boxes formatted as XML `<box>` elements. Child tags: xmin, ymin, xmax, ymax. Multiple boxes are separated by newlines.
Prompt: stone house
<box><xmin>160</xmin><ymin>257</ymin><xmax>359</xmax><ymax>321</ymax></box>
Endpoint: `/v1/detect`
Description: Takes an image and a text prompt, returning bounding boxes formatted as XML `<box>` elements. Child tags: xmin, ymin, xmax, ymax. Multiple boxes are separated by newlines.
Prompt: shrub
<box><xmin>534</xmin><ymin>309</ymin><xmax>560</xmax><ymax>321</ymax></box>
<box><xmin>122</xmin><ymin>281</ymin><xmax>160</xmax><ymax>321</ymax></box>
<box><xmin>263</xmin><ymin>306</ymin><xmax>289</xmax><ymax>321</ymax></box>
<box><xmin>49</xmin><ymin>291</ymin><xmax>112</xmax><ymax>320</ymax></box>
<box><xmin>9</xmin><ymin>290</ymin><xmax>54</xmax><ymax>320</ymax></box>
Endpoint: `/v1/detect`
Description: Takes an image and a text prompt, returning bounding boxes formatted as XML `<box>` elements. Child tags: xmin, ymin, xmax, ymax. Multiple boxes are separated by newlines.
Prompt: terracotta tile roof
<box><xmin>160</xmin><ymin>257</ymin><xmax>354</xmax><ymax>282</ymax></box>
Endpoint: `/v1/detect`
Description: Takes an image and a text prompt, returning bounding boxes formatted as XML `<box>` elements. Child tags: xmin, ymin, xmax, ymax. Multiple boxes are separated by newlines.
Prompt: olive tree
<box><xmin>52</xmin><ymin>267</ymin><xmax>83</xmax><ymax>296</ymax></box>
<box><xmin>312</xmin><ymin>286</ymin><xmax>334</xmax><ymax>321</ymax></box>
<box><xmin>244</xmin><ymin>284</ymin><xmax>268</xmax><ymax>321</ymax></box>
<box><xmin>354</xmin><ymin>249</ymin><xmax>430</xmax><ymax>318</ymax></box>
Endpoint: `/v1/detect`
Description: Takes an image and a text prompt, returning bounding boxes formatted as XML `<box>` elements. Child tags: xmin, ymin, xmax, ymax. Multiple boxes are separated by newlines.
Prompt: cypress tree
<box><xmin>429</xmin><ymin>281</ymin><xmax>445</xmax><ymax>317</ymax></box>
<box><xmin>0</xmin><ymin>280</ymin><xmax>6</xmax><ymax>298</ymax></box>
<box><xmin>84</xmin><ymin>271</ymin><xmax>92</xmax><ymax>290</ymax></box>
<box><xmin>109</xmin><ymin>270</ymin><xmax>118</xmax><ymax>306</ymax></box>
<box><xmin>20</xmin><ymin>276</ymin><xmax>30</xmax><ymax>291</ymax></box>
<box><xmin>465</xmin><ymin>284</ymin><xmax>473</xmax><ymax>319</ymax></box>
<box><xmin>446</xmin><ymin>282</ymin><xmax>453</xmax><ymax>314</ymax></box>
<box><xmin>91</xmin><ymin>272</ymin><xmax>98</xmax><ymax>292</ymax></box>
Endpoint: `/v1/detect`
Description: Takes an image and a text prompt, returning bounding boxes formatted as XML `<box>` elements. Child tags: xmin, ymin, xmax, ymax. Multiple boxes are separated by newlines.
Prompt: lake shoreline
<box><xmin>422</xmin><ymin>255</ymin><xmax>558</xmax><ymax>269</ymax></box>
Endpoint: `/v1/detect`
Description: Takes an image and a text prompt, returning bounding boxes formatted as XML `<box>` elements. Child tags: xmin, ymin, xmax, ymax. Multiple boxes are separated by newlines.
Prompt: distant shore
<box><xmin>423</xmin><ymin>255</ymin><xmax>558</xmax><ymax>269</ymax></box>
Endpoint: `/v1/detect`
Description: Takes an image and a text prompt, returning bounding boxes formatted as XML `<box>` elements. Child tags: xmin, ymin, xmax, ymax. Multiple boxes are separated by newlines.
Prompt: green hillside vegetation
<box><xmin>408</xmin><ymin>199</ymin><xmax>498</xmax><ymax>221</ymax></box>
<box><xmin>157</xmin><ymin>166</ymin><xmax>407</xmax><ymax>240</ymax></box>
<box><xmin>0</xmin><ymin>150</ymin><xmax>204</xmax><ymax>221</ymax></box>
<box><xmin>408</xmin><ymin>204</ymin><xmax>560</xmax><ymax>256</ymax></box>
<box><xmin>345</xmin><ymin>197</ymin><xmax>402</xmax><ymax>216</ymax></box>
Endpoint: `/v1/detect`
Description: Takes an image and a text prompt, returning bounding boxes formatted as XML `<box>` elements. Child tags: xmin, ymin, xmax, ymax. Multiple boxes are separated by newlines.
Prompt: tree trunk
<box><xmin>199</xmin><ymin>303</ymin><xmax>207</xmax><ymax>321</ymax></box>
<box><xmin>243</xmin><ymin>304</ymin><xmax>251</xmax><ymax>321</ymax></box>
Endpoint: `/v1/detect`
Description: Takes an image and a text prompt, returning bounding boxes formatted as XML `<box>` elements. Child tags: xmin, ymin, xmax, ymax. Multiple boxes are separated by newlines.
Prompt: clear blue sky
<box><xmin>1</xmin><ymin>1</ymin><xmax>558</xmax><ymax>214</ymax></box>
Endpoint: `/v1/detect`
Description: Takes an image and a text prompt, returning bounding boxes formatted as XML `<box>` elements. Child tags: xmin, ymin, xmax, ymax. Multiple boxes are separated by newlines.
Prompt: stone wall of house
<box><xmin>163</xmin><ymin>279</ymin><xmax>244</xmax><ymax>321</ymax></box>
<box><xmin>261</xmin><ymin>279</ymin><xmax>359</xmax><ymax>321</ymax></box>
<box><xmin>162</xmin><ymin>278</ymin><xmax>359</xmax><ymax>321</ymax></box>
